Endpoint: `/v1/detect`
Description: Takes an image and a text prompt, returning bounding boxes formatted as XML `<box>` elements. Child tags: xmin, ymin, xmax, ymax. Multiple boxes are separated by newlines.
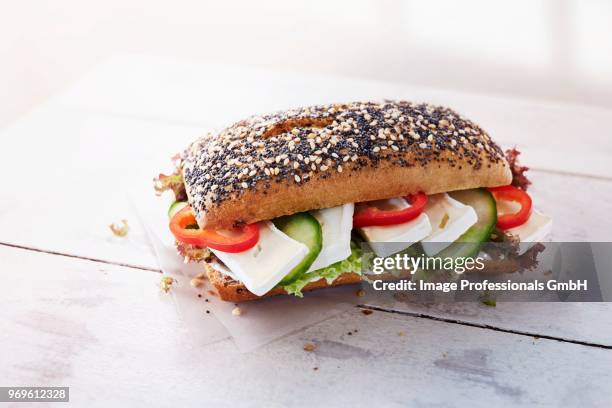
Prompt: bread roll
<box><xmin>182</xmin><ymin>101</ymin><xmax>511</xmax><ymax>229</ymax></box>
<box><xmin>205</xmin><ymin>263</ymin><xmax>362</xmax><ymax>302</ymax></box>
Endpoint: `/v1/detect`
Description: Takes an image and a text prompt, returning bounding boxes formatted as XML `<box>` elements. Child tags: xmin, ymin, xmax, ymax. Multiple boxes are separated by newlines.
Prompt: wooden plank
<box><xmin>360</xmin><ymin>170</ymin><xmax>612</xmax><ymax>346</ymax></box>
<box><xmin>0</xmin><ymin>105</ymin><xmax>611</xmax><ymax>346</ymax></box>
<box><xmin>514</xmin><ymin>170</ymin><xmax>612</xmax><ymax>241</ymax></box>
<box><xmin>1</xmin><ymin>58</ymin><xmax>611</xmax><ymax>355</ymax></box>
<box><xmin>1</xmin><ymin>246</ymin><xmax>611</xmax><ymax>407</ymax></box>
<box><xmin>51</xmin><ymin>55</ymin><xmax>612</xmax><ymax>178</ymax></box>
<box><xmin>363</xmin><ymin>301</ymin><xmax>612</xmax><ymax>349</ymax></box>
<box><xmin>0</xmin><ymin>104</ymin><xmax>610</xmax><ymax>267</ymax></box>
<box><xmin>0</xmin><ymin>107</ymin><xmax>201</xmax><ymax>270</ymax></box>
<box><xmin>0</xmin><ymin>57</ymin><xmax>609</xmax><ymax>268</ymax></box>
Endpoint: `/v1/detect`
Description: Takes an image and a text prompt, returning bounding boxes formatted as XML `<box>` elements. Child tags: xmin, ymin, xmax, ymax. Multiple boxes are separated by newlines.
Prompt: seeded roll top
<box><xmin>182</xmin><ymin>100</ymin><xmax>511</xmax><ymax>229</ymax></box>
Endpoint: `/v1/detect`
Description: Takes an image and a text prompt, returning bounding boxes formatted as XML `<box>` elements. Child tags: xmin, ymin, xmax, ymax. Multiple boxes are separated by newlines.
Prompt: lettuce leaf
<box><xmin>282</xmin><ymin>241</ymin><xmax>362</xmax><ymax>297</ymax></box>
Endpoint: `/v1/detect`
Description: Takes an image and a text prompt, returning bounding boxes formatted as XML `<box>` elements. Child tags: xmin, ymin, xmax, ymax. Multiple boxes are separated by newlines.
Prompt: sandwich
<box><xmin>154</xmin><ymin>101</ymin><xmax>552</xmax><ymax>302</ymax></box>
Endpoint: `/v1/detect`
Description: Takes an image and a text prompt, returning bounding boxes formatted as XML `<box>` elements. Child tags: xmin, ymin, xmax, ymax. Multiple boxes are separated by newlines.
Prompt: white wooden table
<box><xmin>1</xmin><ymin>55</ymin><xmax>611</xmax><ymax>407</ymax></box>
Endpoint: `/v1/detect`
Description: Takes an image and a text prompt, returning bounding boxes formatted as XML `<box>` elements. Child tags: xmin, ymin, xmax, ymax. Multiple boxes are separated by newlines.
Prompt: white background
<box><xmin>1</xmin><ymin>0</ymin><xmax>611</xmax><ymax>128</ymax></box>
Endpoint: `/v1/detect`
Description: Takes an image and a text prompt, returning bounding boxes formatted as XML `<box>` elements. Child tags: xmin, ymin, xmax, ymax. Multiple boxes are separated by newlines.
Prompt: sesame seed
<box><xmin>183</xmin><ymin>101</ymin><xmax>502</xmax><ymax>211</ymax></box>
<box><xmin>294</xmin><ymin>175</ymin><xmax>301</xmax><ymax>183</ymax></box>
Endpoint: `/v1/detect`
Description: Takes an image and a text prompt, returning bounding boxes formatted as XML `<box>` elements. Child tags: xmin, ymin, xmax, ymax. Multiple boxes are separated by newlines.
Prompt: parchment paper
<box><xmin>131</xmin><ymin>175</ymin><xmax>361</xmax><ymax>352</ymax></box>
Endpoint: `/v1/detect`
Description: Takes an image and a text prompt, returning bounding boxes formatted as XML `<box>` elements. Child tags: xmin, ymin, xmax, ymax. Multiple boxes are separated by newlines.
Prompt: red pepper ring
<box><xmin>169</xmin><ymin>206</ymin><xmax>260</xmax><ymax>253</ymax></box>
<box><xmin>488</xmin><ymin>185</ymin><xmax>532</xmax><ymax>230</ymax></box>
<box><xmin>353</xmin><ymin>192</ymin><xmax>428</xmax><ymax>228</ymax></box>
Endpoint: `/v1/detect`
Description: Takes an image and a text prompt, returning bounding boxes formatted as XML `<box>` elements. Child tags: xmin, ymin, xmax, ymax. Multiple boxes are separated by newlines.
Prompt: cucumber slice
<box><xmin>437</xmin><ymin>188</ymin><xmax>497</xmax><ymax>258</ymax></box>
<box><xmin>168</xmin><ymin>201</ymin><xmax>188</xmax><ymax>219</ymax></box>
<box><xmin>273</xmin><ymin>212</ymin><xmax>323</xmax><ymax>285</ymax></box>
<box><xmin>412</xmin><ymin>188</ymin><xmax>497</xmax><ymax>282</ymax></box>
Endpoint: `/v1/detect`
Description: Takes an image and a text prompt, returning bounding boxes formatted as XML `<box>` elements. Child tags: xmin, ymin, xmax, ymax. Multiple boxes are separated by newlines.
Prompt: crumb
<box><xmin>398</xmin><ymin>331</ymin><xmax>405</xmax><ymax>336</ymax></box>
<box><xmin>303</xmin><ymin>343</ymin><xmax>316</xmax><ymax>352</ymax></box>
<box><xmin>208</xmin><ymin>290</ymin><xmax>217</xmax><ymax>296</ymax></box>
<box><xmin>361</xmin><ymin>309</ymin><xmax>373</xmax><ymax>315</ymax></box>
<box><xmin>197</xmin><ymin>294</ymin><xmax>202</xmax><ymax>298</ymax></box>
<box><xmin>160</xmin><ymin>276</ymin><xmax>176</xmax><ymax>293</ymax></box>
<box><xmin>481</xmin><ymin>299</ymin><xmax>496</xmax><ymax>307</ymax></box>
<box><xmin>356</xmin><ymin>289</ymin><xmax>365</xmax><ymax>297</ymax></box>
<box><xmin>393</xmin><ymin>292</ymin><xmax>408</xmax><ymax>301</ymax></box>
<box><xmin>205</xmin><ymin>299</ymin><xmax>209</xmax><ymax>302</ymax></box>
<box><xmin>479</xmin><ymin>293</ymin><xmax>497</xmax><ymax>307</ymax></box>
<box><xmin>347</xmin><ymin>332</ymin><xmax>352</xmax><ymax>336</ymax></box>
<box><xmin>313</xmin><ymin>367</ymin><xmax>319</xmax><ymax>371</ymax></box>
<box><xmin>190</xmin><ymin>277</ymin><xmax>205</xmax><ymax>288</ymax></box>
<box><xmin>109</xmin><ymin>219</ymin><xmax>129</xmax><ymax>237</ymax></box>
<box><xmin>194</xmin><ymin>272</ymin><xmax>207</xmax><ymax>280</ymax></box>
<box><xmin>439</xmin><ymin>212</ymin><xmax>450</xmax><ymax>229</ymax></box>
<box><xmin>232</xmin><ymin>307</ymin><xmax>242</xmax><ymax>316</ymax></box>
<box><xmin>206</xmin><ymin>310</ymin><xmax>210</xmax><ymax>314</ymax></box>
